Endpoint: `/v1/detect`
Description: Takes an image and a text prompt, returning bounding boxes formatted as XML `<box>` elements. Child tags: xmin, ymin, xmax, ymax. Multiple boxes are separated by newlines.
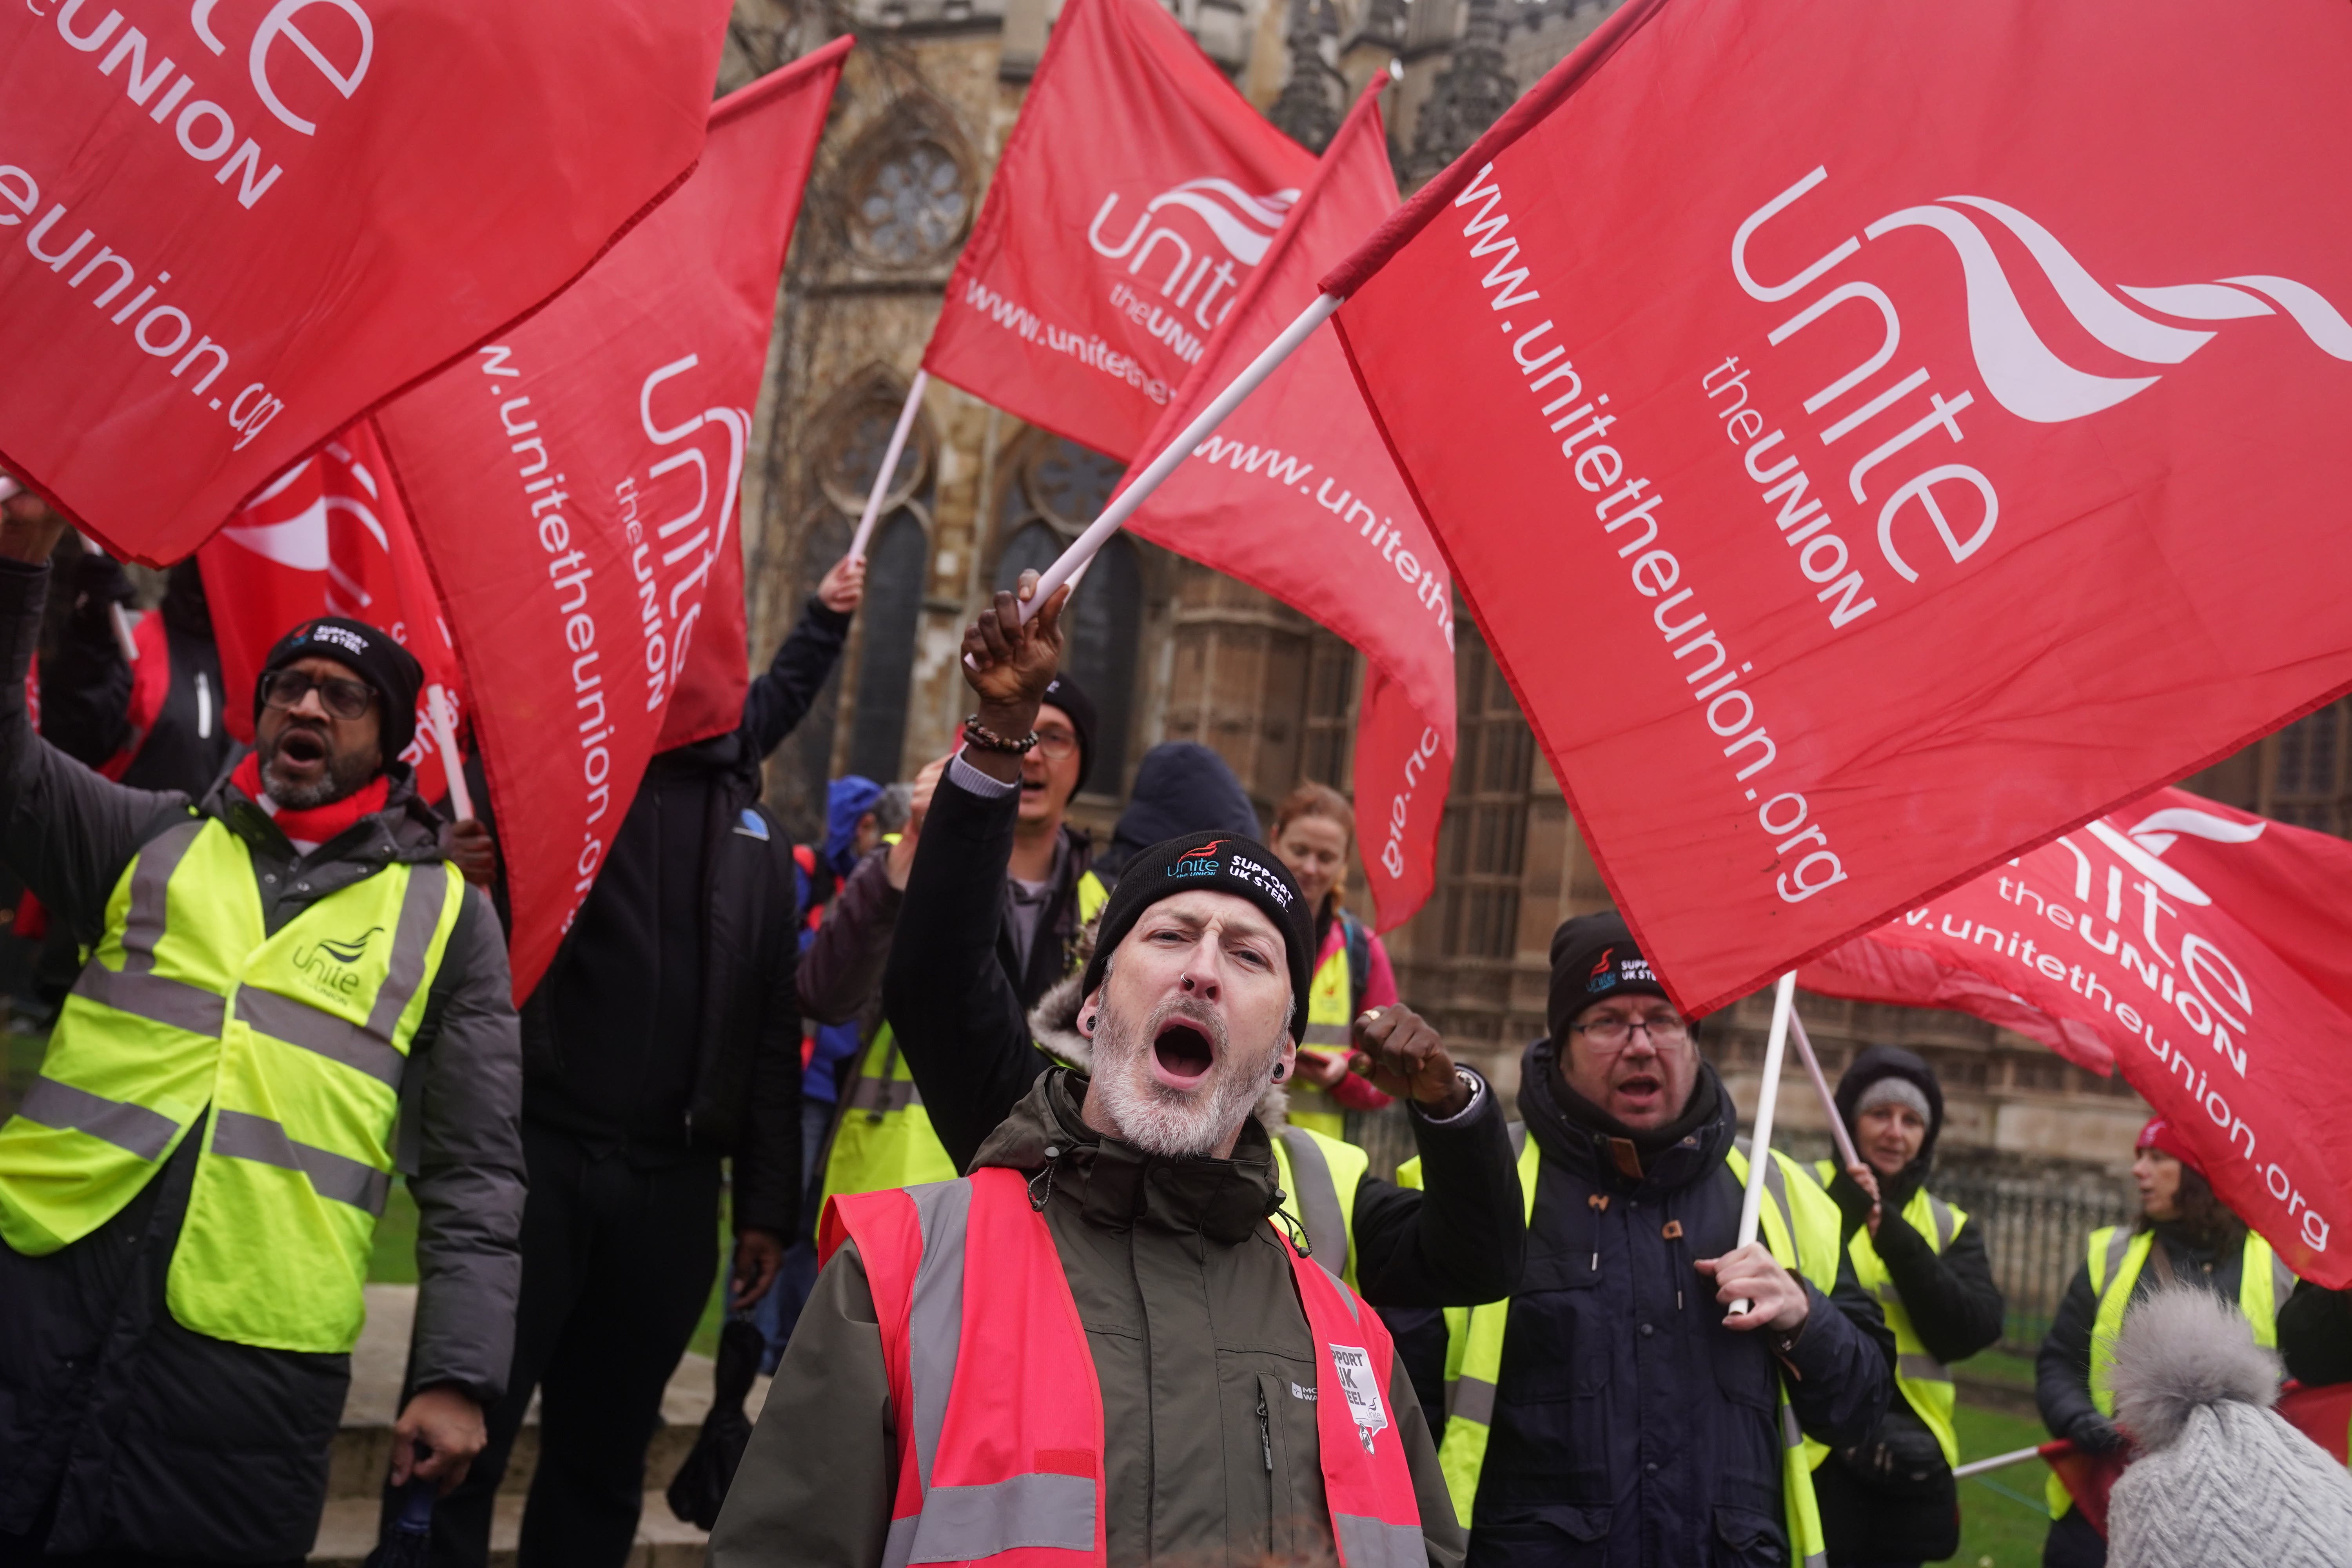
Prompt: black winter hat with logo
<box><xmin>1039</xmin><ymin>671</ymin><xmax>1097</xmax><ymax>793</ymax></box>
<box><xmin>257</xmin><ymin>616</ymin><xmax>424</xmax><ymax>761</ymax></box>
<box><xmin>1547</xmin><ymin>911</ymin><xmax>1670</xmax><ymax>1045</ymax></box>
<box><xmin>1078</xmin><ymin>832</ymin><xmax>1316</xmax><ymax>1041</ymax></box>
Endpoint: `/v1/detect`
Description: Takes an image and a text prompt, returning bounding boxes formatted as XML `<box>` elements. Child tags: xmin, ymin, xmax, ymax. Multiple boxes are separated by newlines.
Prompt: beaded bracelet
<box><xmin>962</xmin><ymin>714</ymin><xmax>1038</xmax><ymax>755</ymax></box>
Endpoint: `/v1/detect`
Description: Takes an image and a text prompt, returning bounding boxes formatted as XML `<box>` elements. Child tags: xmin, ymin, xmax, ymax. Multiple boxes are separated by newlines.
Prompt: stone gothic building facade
<box><xmin>714</xmin><ymin>0</ymin><xmax>2348</xmax><ymax>1174</ymax></box>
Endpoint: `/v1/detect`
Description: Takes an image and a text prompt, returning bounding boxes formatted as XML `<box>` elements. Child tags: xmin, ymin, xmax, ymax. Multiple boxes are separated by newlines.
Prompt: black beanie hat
<box><xmin>1079</xmin><ymin>831</ymin><xmax>1316</xmax><ymax>1042</ymax></box>
<box><xmin>1547</xmin><ymin>911</ymin><xmax>1668</xmax><ymax>1045</ymax></box>
<box><xmin>257</xmin><ymin>616</ymin><xmax>424</xmax><ymax>761</ymax></box>
<box><xmin>1039</xmin><ymin>671</ymin><xmax>1098</xmax><ymax>793</ymax></box>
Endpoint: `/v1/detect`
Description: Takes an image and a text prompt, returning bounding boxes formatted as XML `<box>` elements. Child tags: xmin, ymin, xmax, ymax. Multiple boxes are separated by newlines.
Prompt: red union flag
<box><xmin>0</xmin><ymin>0</ymin><xmax>732</xmax><ymax>564</ymax></box>
<box><xmin>198</xmin><ymin>421</ymin><xmax>466</xmax><ymax>804</ymax></box>
<box><xmin>377</xmin><ymin>40</ymin><xmax>851</xmax><ymax>998</ymax></box>
<box><xmin>922</xmin><ymin>0</ymin><xmax>1314</xmax><ymax>461</ymax></box>
<box><xmin>1123</xmin><ymin>85</ymin><xmax>1453</xmax><ymax>931</ymax></box>
<box><xmin>1800</xmin><ymin>788</ymin><xmax>2352</xmax><ymax>1286</ymax></box>
<box><xmin>1323</xmin><ymin>0</ymin><xmax>2352</xmax><ymax>1013</ymax></box>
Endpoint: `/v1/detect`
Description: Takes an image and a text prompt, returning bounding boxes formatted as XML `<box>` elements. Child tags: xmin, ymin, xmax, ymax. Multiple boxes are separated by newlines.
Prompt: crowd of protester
<box><xmin>0</xmin><ymin>477</ymin><xmax>2347</xmax><ymax>1568</ymax></box>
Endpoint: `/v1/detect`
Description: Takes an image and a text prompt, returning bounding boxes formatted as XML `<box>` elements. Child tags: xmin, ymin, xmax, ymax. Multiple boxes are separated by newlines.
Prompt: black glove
<box><xmin>1825</xmin><ymin>1168</ymin><xmax>1877</xmax><ymax>1232</ymax></box>
<box><xmin>2066</xmin><ymin>1411</ymin><xmax>2125</xmax><ymax>1455</ymax></box>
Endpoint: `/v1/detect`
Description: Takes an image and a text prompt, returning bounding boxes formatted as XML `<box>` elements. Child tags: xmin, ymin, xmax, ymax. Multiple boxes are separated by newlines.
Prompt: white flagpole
<box><xmin>109</xmin><ymin>603</ymin><xmax>140</xmax><ymax>666</ymax></box>
<box><xmin>1730</xmin><ymin>970</ymin><xmax>1800</xmax><ymax>1316</ymax></box>
<box><xmin>1952</xmin><ymin>1445</ymin><xmax>2048</xmax><ymax>1479</ymax></box>
<box><xmin>426</xmin><ymin>684</ymin><xmax>473</xmax><ymax>821</ymax></box>
<box><xmin>1016</xmin><ymin>293</ymin><xmax>1341</xmax><ymax>624</ymax></box>
<box><xmin>1788</xmin><ymin>1008</ymin><xmax>1864</xmax><ymax>1174</ymax></box>
<box><xmin>849</xmin><ymin>370</ymin><xmax>928</xmax><ymax>563</ymax></box>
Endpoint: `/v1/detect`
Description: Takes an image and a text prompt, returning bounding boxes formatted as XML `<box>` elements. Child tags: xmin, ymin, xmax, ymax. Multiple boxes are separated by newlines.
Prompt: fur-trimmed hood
<box><xmin>1027</xmin><ymin>914</ymin><xmax>1298</xmax><ymax>1131</ymax></box>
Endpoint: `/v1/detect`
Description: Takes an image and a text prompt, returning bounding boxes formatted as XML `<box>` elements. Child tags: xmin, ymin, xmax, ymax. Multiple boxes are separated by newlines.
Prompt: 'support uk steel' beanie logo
<box><xmin>1587</xmin><ymin>947</ymin><xmax>1657</xmax><ymax>994</ymax></box>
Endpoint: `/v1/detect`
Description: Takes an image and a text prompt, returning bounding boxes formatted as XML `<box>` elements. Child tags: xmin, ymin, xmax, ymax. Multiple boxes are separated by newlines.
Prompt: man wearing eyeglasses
<box><xmin>0</xmin><ymin>505</ymin><xmax>524</xmax><ymax>1566</ymax></box>
<box><xmin>1403</xmin><ymin>910</ymin><xmax>1892</xmax><ymax>1568</ymax></box>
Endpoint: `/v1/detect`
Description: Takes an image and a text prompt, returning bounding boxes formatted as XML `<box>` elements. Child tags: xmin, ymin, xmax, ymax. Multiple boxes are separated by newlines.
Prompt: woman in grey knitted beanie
<box><xmin>2105</xmin><ymin>1284</ymin><xmax>2352</xmax><ymax>1567</ymax></box>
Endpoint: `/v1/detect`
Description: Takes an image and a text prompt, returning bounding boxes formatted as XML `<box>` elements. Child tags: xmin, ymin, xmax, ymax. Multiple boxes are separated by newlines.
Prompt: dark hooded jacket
<box><xmin>1458</xmin><ymin>1036</ymin><xmax>1892</xmax><ymax>1568</ymax></box>
<box><xmin>1811</xmin><ymin>1044</ymin><xmax>2003</xmax><ymax>1564</ymax></box>
<box><xmin>0</xmin><ymin>557</ymin><xmax>523</xmax><ymax>1560</ymax></box>
<box><xmin>507</xmin><ymin>596</ymin><xmax>849</xmax><ymax>1236</ymax></box>
<box><xmin>709</xmin><ymin>1070</ymin><xmax>1467</xmax><ymax>1568</ymax></box>
<box><xmin>1091</xmin><ymin>740</ymin><xmax>1260</xmax><ymax>884</ymax></box>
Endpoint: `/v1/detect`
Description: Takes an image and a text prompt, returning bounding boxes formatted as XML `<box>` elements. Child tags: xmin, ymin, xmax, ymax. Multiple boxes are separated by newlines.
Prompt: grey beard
<box><xmin>1088</xmin><ymin>995</ymin><xmax>1275</xmax><ymax>1160</ymax></box>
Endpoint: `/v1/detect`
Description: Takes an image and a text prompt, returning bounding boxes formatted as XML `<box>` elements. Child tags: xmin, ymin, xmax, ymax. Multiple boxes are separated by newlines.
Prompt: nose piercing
<box><xmin>1180</xmin><ymin>975</ymin><xmax>1196</xmax><ymax>991</ymax></box>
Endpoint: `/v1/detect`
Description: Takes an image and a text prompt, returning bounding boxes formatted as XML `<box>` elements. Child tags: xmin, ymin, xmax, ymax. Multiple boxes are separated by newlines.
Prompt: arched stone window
<box><xmin>782</xmin><ymin>374</ymin><xmax>936</xmax><ymax>825</ymax></box>
<box><xmin>994</xmin><ymin>436</ymin><xmax>1142</xmax><ymax>797</ymax></box>
<box><xmin>847</xmin><ymin>509</ymin><xmax>927</xmax><ymax>782</ymax></box>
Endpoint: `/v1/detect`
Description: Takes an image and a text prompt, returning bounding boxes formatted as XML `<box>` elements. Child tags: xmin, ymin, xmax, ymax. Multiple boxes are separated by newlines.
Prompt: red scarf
<box><xmin>230</xmin><ymin>753</ymin><xmax>390</xmax><ymax>848</ymax></box>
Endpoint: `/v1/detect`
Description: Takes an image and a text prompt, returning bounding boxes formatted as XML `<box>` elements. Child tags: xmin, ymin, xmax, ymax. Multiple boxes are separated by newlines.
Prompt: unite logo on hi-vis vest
<box><xmin>291</xmin><ymin>924</ymin><xmax>382</xmax><ymax>1000</ymax></box>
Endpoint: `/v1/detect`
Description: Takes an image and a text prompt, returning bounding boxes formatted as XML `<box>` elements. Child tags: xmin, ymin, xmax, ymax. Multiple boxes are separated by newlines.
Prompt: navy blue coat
<box><xmin>1461</xmin><ymin>1044</ymin><xmax>1892</xmax><ymax>1568</ymax></box>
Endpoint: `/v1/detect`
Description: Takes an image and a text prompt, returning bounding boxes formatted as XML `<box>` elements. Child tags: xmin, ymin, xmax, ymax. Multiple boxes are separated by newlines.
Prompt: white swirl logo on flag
<box><xmin>1721</xmin><ymin>169</ymin><xmax>2352</xmax><ymax>610</ymax></box>
<box><xmin>220</xmin><ymin>439</ymin><xmax>391</xmax><ymax>617</ymax></box>
<box><xmin>1737</xmin><ymin>169</ymin><xmax>2352</xmax><ymax>425</ymax></box>
<box><xmin>613</xmin><ymin>354</ymin><xmax>748</xmax><ymax>715</ymax></box>
<box><xmin>1090</xmin><ymin>178</ymin><xmax>1300</xmax><ymax>333</ymax></box>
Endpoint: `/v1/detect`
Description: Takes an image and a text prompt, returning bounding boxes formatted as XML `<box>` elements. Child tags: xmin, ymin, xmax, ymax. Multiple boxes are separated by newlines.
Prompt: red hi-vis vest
<box><xmin>822</xmin><ymin>1166</ymin><xmax>1426</xmax><ymax>1566</ymax></box>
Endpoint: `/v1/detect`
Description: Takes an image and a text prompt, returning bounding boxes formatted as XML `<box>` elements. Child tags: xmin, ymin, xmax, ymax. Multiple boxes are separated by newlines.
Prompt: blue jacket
<box><xmin>1462</xmin><ymin>1041</ymin><xmax>1892</xmax><ymax>1568</ymax></box>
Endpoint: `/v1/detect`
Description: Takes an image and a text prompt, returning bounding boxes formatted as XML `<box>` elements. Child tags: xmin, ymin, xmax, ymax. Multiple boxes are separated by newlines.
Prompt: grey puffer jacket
<box><xmin>0</xmin><ymin>557</ymin><xmax>525</xmax><ymax>1560</ymax></box>
<box><xmin>710</xmin><ymin>1070</ymin><xmax>1467</xmax><ymax>1567</ymax></box>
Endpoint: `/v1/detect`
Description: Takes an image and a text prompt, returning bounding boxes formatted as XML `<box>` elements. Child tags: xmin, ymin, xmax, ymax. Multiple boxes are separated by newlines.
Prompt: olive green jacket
<box><xmin>711</xmin><ymin>1069</ymin><xmax>1465</xmax><ymax>1566</ymax></box>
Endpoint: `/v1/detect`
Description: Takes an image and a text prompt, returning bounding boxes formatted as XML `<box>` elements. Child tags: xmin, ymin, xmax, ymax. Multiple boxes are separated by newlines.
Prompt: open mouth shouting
<box><xmin>271</xmin><ymin>724</ymin><xmax>330</xmax><ymax>782</ymax></box>
<box><xmin>1148</xmin><ymin>1009</ymin><xmax>1222</xmax><ymax>1092</ymax></box>
<box><xmin>1611</xmin><ymin>1067</ymin><xmax>1664</xmax><ymax>1117</ymax></box>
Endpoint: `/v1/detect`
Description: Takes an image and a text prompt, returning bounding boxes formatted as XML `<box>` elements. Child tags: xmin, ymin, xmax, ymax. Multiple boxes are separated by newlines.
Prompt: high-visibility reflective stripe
<box><xmin>905</xmin><ymin>1180</ymin><xmax>971</xmax><ymax>1492</ymax></box>
<box><xmin>119</xmin><ymin>819</ymin><xmax>202</xmax><ymax>964</ymax></box>
<box><xmin>846</xmin><ymin>1074</ymin><xmax>922</xmax><ymax>1113</ymax></box>
<box><xmin>209</xmin><ymin>1108</ymin><xmax>389</xmax><ymax>1214</ymax></box>
<box><xmin>886</xmin><ymin>1178</ymin><xmax>1103</xmax><ymax>1568</ymax></box>
<box><xmin>372</xmin><ymin>867</ymin><xmax>448</xmax><ymax>1038</ymax></box>
<box><xmin>1448</xmin><ymin>1374</ymin><xmax>1496</xmax><ymax>1426</ymax></box>
<box><xmin>1897</xmin><ymin>1353</ymin><xmax>1950</xmax><ymax>1384</ymax></box>
<box><xmin>1301</xmin><ymin>1023</ymin><xmax>1352</xmax><ymax>1046</ymax></box>
<box><xmin>233</xmin><ymin>989</ymin><xmax>405</xmax><ymax>1088</ymax></box>
<box><xmin>1781</xmin><ymin>1402</ymin><xmax>1804</xmax><ymax>1450</ymax></box>
<box><xmin>901</xmin><ymin>1472</ymin><xmax>1096</xmax><ymax>1563</ymax></box>
<box><xmin>71</xmin><ymin>820</ymin><xmax>212</xmax><ymax>1032</ymax></box>
<box><xmin>2271</xmin><ymin>1252</ymin><xmax>2297</xmax><ymax>1319</ymax></box>
<box><xmin>1336</xmin><ymin>1512</ymin><xmax>1428</xmax><ymax>1568</ymax></box>
<box><xmin>18</xmin><ymin>1075</ymin><xmax>177</xmax><ymax>1161</ymax></box>
<box><xmin>1926</xmin><ymin>1194</ymin><xmax>1958</xmax><ymax>1251</ymax></box>
<box><xmin>1279</xmin><ymin>1126</ymin><xmax>1350</xmax><ymax>1282</ymax></box>
<box><xmin>2096</xmin><ymin>1226</ymin><xmax>2133</xmax><ymax>1291</ymax></box>
<box><xmin>71</xmin><ymin>965</ymin><xmax>225</xmax><ymax>1035</ymax></box>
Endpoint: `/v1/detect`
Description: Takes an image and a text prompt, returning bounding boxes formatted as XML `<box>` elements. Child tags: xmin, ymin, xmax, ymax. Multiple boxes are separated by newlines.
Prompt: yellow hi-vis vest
<box><xmin>817</xmin><ymin>869</ymin><xmax>1110</xmax><ymax>1212</ymax></box>
<box><xmin>1399</xmin><ymin>1128</ymin><xmax>1837</xmax><ymax>1568</ymax></box>
<box><xmin>1814</xmin><ymin>1160</ymin><xmax>1968</xmax><ymax>1467</ymax></box>
<box><xmin>1270</xmin><ymin>1121</ymin><xmax>1367</xmax><ymax>1290</ymax></box>
<box><xmin>0</xmin><ymin>815</ymin><xmax>463</xmax><ymax>1353</ymax></box>
<box><xmin>2044</xmin><ymin>1223</ymin><xmax>2293</xmax><ymax>1518</ymax></box>
<box><xmin>1287</xmin><ymin>935</ymin><xmax>1359</xmax><ymax>1140</ymax></box>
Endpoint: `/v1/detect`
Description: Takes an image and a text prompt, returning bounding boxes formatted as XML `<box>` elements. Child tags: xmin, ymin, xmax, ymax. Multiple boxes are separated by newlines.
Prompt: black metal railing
<box><xmin>1933</xmin><ymin>1171</ymin><xmax>2135</xmax><ymax>1354</ymax></box>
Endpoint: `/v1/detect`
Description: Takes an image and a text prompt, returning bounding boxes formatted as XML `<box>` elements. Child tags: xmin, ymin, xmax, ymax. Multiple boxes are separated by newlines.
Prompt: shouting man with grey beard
<box><xmin>712</xmin><ymin>575</ymin><xmax>1470</xmax><ymax>1567</ymax></box>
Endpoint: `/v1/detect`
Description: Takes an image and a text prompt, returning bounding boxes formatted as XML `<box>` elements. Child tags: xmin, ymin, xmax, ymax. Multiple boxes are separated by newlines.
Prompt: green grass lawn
<box><xmin>1954</xmin><ymin>1400</ymin><xmax>2058</xmax><ymax>1567</ymax></box>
